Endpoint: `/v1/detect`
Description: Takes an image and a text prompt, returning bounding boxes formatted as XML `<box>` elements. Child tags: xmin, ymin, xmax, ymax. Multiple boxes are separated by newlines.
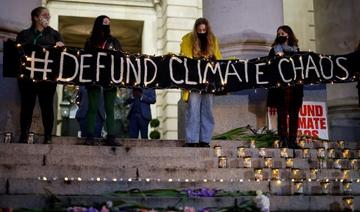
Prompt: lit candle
<box><xmin>320</xmin><ymin>181</ymin><xmax>330</xmax><ymax>194</ymax></box>
<box><xmin>27</xmin><ymin>132</ymin><xmax>35</xmax><ymax>144</ymax></box>
<box><xmin>342</xmin><ymin>149</ymin><xmax>350</xmax><ymax>159</ymax></box>
<box><xmin>317</xmin><ymin>147</ymin><xmax>326</xmax><ymax>158</ymax></box>
<box><xmin>328</xmin><ymin>148</ymin><xmax>335</xmax><ymax>159</ymax></box>
<box><xmin>343</xmin><ymin>197</ymin><xmax>353</xmax><ymax>211</ymax></box>
<box><xmin>291</xmin><ymin>168</ymin><xmax>301</xmax><ymax>179</ymax></box>
<box><xmin>264</xmin><ymin>157</ymin><xmax>273</xmax><ymax>168</ymax></box>
<box><xmin>342</xmin><ymin>169</ymin><xmax>350</xmax><ymax>180</ymax></box>
<box><xmin>237</xmin><ymin>147</ymin><xmax>246</xmax><ymax>158</ymax></box>
<box><xmin>294</xmin><ymin>181</ymin><xmax>304</xmax><ymax>194</ymax></box>
<box><xmin>273</xmin><ymin>140</ymin><xmax>280</xmax><ymax>148</ymax></box>
<box><xmin>218</xmin><ymin>156</ymin><xmax>227</xmax><ymax>168</ymax></box>
<box><xmin>303</xmin><ymin>148</ymin><xmax>311</xmax><ymax>158</ymax></box>
<box><xmin>213</xmin><ymin>145</ymin><xmax>222</xmax><ymax>157</ymax></box>
<box><xmin>334</xmin><ymin>159</ymin><xmax>342</xmax><ymax>169</ymax></box>
<box><xmin>280</xmin><ymin>148</ymin><xmax>289</xmax><ymax>158</ymax></box>
<box><xmin>337</xmin><ymin>140</ymin><xmax>345</xmax><ymax>149</ymax></box>
<box><xmin>254</xmin><ymin>168</ymin><xmax>263</xmax><ymax>181</ymax></box>
<box><xmin>244</xmin><ymin>157</ymin><xmax>252</xmax><ymax>168</ymax></box>
<box><xmin>342</xmin><ymin>181</ymin><xmax>352</xmax><ymax>194</ymax></box>
<box><xmin>272</xmin><ymin>168</ymin><xmax>280</xmax><ymax>180</ymax></box>
<box><xmin>310</xmin><ymin>168</ymin><xmax>318</xmax><ymax>180</ymax></box>
<box><xmin>298</xmin><ymin>139</ymin><xmax>306</xmax><ymax>149</ymax></box>
<box><xmin>250</xmin><ymin>140</ymin><xmax>256</xmax><ymax>149</ymax></box>
<box><xmin>259</xmin><ymin>148</ymin><xmax>266</xmax><ymax>157</ymax></box>
<box><xmin>286</xmin><ymin>158</ymin><xmax>294</xmax><ymax>168</ymax></box>
<box><xmin>3</xmin><ymin>132</ymin><xmax>12</xmax><ymax>143</ymax></box>
<box><xmin>350</xmin><ymin>159</ymin><xmax>358</xmax><ymax>170</ymax></box>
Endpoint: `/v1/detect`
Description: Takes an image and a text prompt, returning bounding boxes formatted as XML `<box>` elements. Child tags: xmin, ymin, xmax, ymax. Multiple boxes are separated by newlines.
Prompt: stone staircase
<box><xmin>0</xmin><ymin>137</ymin><xmax>359</xmax><ymax>211</ymax></box>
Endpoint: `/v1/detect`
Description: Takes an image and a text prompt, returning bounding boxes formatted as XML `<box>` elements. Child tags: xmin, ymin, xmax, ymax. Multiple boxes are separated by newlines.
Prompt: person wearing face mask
<box><xmin>180</xmin><ymin>18</ymin><xmax>222</xmax><ymax>147</ymax></box>
<box><xmin>266</xmin><ymin>25</ymin><xmax>303</xmax><ymax>149</ymax></box>
<box><xmin>84</xmin><ymin>15</ymin><xmax>122</xmax><ymax>146</ymax></box>
<box><xmin>16</xmin><ymin>7</ymin><xmax>64</xmax><ymax>144</ymax></box>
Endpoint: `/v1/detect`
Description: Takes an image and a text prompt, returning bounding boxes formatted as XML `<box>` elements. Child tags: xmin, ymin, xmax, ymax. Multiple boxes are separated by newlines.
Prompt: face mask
<box><xmin>276</xmin><ymin>35</ymin><xmax>288</xmax><ymax>44</ymax></box>
<box><xmin>39</xmin><ymin>17</ymin><xmax>49</xmax><ymax>28</ymax></box>
<box><xmin>197</xmin><ymin>32</ymin><xmax>207</xmax><ymax>40</ymax></box>
<box><xmin>102</xmin><ymin>25</ymin><xmax>110</xmax><ymax>37</ymax></box>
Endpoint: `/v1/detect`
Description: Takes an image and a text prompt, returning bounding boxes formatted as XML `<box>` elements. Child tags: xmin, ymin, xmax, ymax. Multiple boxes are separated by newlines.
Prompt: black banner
<box><xmin>3</xmin><ymin>40</ymin><xmax>360</xmax><ymax>93</ymax></box>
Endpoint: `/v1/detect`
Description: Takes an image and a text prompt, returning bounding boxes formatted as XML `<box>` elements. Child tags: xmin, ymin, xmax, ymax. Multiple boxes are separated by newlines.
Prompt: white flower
<box><xmin>255</xmin><ymin>190</ymin><xmax>270</xmax><ymax>212</ymax></box>
<box><xmin>105</xmin><ymin>201</ymin><xmax>113</xmax><ymax>208</ymax></box>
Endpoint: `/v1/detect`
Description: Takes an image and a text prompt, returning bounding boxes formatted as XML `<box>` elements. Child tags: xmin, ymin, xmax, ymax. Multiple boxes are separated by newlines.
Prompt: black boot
<box><xmin>84</xmin><ymin>134</ymin><xmax>95</xmax><ymax>145</ymax></box>
<box><xmin>280</xmin><ymin>136</ymin><xmax>288</xmax><ymax>148</ymax></box>
<box><xmin>18</xmin><ymin>133</ymin><xmax>28</xmax><ymax>143</ymax></box>
<box><xmin>104</xmin><ymin>135</ymin><xmax>121</xmax><ymax>146</ymax></box>
<box><xmin>44</xmin><ymin>134</ymin><xmax>52</xmax><ymax>144</ymax></box>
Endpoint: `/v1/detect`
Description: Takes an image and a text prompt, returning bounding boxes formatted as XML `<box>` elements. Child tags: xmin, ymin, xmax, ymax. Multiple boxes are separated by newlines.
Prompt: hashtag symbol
<box><xmin>25</xmin><ymin>50</ymin><xmax>53</xmax><ymax>80</ymax></box>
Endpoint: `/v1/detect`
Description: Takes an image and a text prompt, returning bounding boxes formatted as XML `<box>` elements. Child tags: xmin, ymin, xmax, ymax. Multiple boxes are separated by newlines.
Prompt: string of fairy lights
<box><xmin>14</xmin><ymin>43</ymin><xmax>360</xmax><ymax>94</ymax></box>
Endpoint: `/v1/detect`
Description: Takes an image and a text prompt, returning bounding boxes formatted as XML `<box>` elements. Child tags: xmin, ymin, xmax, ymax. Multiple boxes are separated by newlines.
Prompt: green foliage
<box><xmin>150</xmin><ymin>119</ymin><xmax>160</xmax><ymax>128</ymax></box>
<box><xmin>149</xmin><ymin>130</ymin><xmax>161</xmax><ymax>139</ymax></box>
<box><xmin>212</xmin><ymin>126</ymin><xmax>279</xmax><ymax>148</ymax></box>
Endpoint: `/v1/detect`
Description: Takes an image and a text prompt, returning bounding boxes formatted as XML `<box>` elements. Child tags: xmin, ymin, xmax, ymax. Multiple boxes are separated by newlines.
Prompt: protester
<box><xmin>267</xmin><ymin>25</ymin><xmax>303</xmax><ymax>148</ymax></box>
<box><xmin>180</xmin><ymin>18</ymin><xmax>222</xmax><ymax>147</ymax></box>
<box><xmin>16</xmin><ymin>6</ymin><xmax>64</xmax><ymax>144</ymax></box>
<box><xmin>84</xmin><ymin>15</ymin><xmax>122</xmax><ymax>145</ymax></box>
<box><xmin>126</xmin><ymin>88</ymin><xmax>156</xmax><ymax>139</ymax></box>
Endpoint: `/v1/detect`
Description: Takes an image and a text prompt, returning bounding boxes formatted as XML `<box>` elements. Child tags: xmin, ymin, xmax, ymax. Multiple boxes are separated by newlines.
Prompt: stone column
<box><xmin>314</xmin><ymin>0</ymin><xmax>360</xmax><ymax>142</ymax></box>
<box><xmin>203</xmin><ymin>0</ymin><xmax>284</xmax><ymax>135</ymax></box>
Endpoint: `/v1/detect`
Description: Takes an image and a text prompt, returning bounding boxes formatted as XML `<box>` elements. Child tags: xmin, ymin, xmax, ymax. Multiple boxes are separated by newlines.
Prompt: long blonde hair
<box><xmin>192</xmin><ymin>18</ymin><xmax>216</xmax><ymax>58</ymax></box>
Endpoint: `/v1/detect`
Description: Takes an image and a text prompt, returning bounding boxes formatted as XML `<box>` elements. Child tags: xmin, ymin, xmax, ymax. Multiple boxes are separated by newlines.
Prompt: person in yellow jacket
<box><xmin>180</xmin><ymin>18</ymin><xmax>222</xmax><ymax>147</ymax></box>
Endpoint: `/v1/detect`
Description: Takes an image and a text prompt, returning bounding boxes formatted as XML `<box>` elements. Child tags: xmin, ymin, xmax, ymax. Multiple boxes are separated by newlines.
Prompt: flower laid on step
<box><xmin>254</xmin><ymin>190</ymin><xmax>270</xmax><ymax>212</ymax></box>
<box><xmin>67</xmin><ymin>206</ymin><xmax>99</xmax><ymax>212</ymax></box>
<box><xmin>184</xmin><ymin>187</ymin><xmax>217</xmax><ymax>197</ymax></box>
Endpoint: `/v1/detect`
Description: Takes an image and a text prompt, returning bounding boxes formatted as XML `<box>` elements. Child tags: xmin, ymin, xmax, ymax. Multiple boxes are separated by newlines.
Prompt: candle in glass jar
<box><xmin>342</xmin><ymin>149</ymin><xmax>350</xmax><ymax>159</ymax></box>
<box><xmin>342</xmin><ymin>169</ymin><xmax>350</xmax><ymax>180</ymax></box>
<box><xmin>334</xmin><ymin>159</ymin><xmax>342</xmax><ymax>169</ymax></box>
<box><xmin>3</xmin><ymin>132</ymin><xmax>12</xmax><ymax>143</ymax></box>
<box><xmin>319</xmin><ymin>158</ymin><xmax>327</xmax><ymax>169</ymax></box>
<box><xmin>27</xmin><ymin>132</ymin><xmax>35</xmax><ymax>144</ymax></box>
<box><xmin>218</xmin><ymin>156</ymin><xmax>227</xmax><ymax>168</ymax></box>
<box><xmin>237</xmin><ymin>147</ymin><xmax>246</xmax><ymax>158</ymax></box>
<box><xmin>254</xmin><ymin>168</ymin><xmax>263</xmax><ymax>181</ymax></box>
<box><xmin>272</xmin><ymin>168</ymin><xmax>280</xmax><ymax>180</ymax></box>
<box><xmin>342</xmin><ymin>181</ymin><xmax>352</xmax><ymax>194</ymax></box>
<box><xmin>310</xmin><ymin>168</ymin><xmax>318</xmax><ymax>180</ymax></box>
<box><xmin>264</xmin><ymin>157</ymin><xmax>273</xmax><ymax>168</ymax></box>
<box><xmin>351</xmin><ymin>159</ymin><xmax>358</xmax><ymax>170</ymax></box>
<box><xmin>244</xmin><ymin>157</ymin><xmax>252</xmax><ymax>168</ymax></box>
<box><xmin>250</xmin><ymin>140</ymin><xmax>256</xmax><ymax>149</ymax></box>
<box><xmin>213</xmin><ymin>145</ymin><xmax>222</xmax><ymax>157</ymax></box>
<box><xmin>280</xmin><ymin>148</ymin><xmax>288</xmax><ymax>158</ymax></box>
<box><xmin>337</xmin><ymin>140</ymin><xmax>345</xmax><ymax>149</ymax></box>
<box><xmin>303</xmin><ymin>148</ymin><xmax>310</xmax><ymax>158</ymax></box>
<box><xmin>294</xmin><ymin>182</ymin><xmax>304</xmax><ymax>194</ymax></box>
<box><xmin>259</xmin><ymin>148</ymin><xmax>266</xmax><ymax>157</ymax></box>
<box><xmin>291</xmin><ymin>168</ymin><xmax>300</xmax><ymax>179</ymax></box>
<box><xmin>322</xmin><ymin>140</ymin><xmax>329</xmax><ymax>149</ymax></box>
<box><xmin>317</xmin><ymin>147</ymin><xmax>326</xmax><ymax>158</ymax></box>
<box><xmin>343</xmin><ymin>197</ymin><xmax>353</xmax><ymax>211</ymax></box>
<box><xmin>298</xmin><ymin>139</ymin><xmax>306</xmax><ymax>149</ymax></box>
<box><xmin>286</xmin><ymin>158</ymin><xmax>294</xmax><ymax>168</ymax></box>
<box><xmin>273</xmin><ymin>140</ymin><xmax>280</xmax><ymax>148</ymax></box>
<box><xmin>328</xmin><ymin>148</ymin><xmax>335</xmax><ymax>159</ymax></box>
<box><xmin>320</xmin><ymin>181</ymin><xmax>330</xmax><ymax>194</ymax></box>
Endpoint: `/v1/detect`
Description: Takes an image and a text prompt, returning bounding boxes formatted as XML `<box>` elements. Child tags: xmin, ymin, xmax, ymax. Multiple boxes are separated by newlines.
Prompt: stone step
<box><xmin>0</xmin><ymin>194</ymin><xmax>358</xmax><ymax>211</ymax></box>
<box><xmin>0</xmin><ymin>165</ymin><xmax>360</xmax><ymax>182</ymax></box>
<box><xmin>2</xmin><ymin>135</ymin><xmax>359</xmax><ymax>149</ymax></box>
<box><xmin>2</xmin><ymin>177</ymin><xmax>360</xmax><ymax>196</ymax></box>
<box><xmin>1</xmin><ymin>152</ymin><xmax>358</xmax><ymax>172</ymax></box>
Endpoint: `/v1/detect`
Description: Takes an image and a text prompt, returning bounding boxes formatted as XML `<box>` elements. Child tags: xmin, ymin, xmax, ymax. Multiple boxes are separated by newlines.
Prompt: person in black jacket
<box><xmin>84</xmin><ymin>15</ymin><xmax>122</xmax><ymax>146</ymax></box>
<box><xmin>16</xmin><ymin>6</ymin><xmax>64</xmax><ymax>144</ymax></box>
<box><xmin>267</xmin><ymin>25</ymin><xmax>303</xmax><ymax>148</ymax></box>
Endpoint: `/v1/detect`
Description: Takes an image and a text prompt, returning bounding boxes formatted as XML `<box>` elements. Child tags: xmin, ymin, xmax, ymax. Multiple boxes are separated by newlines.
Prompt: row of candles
<box><xmin>3</xmin><ymin>132</ymin><xmax>35</xmax><ymax>144</ymax></box>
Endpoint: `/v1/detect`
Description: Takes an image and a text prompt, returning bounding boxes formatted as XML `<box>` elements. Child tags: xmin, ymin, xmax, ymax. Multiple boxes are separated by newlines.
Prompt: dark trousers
<box><xmin>18</xmin><ymin>79</ymin><xmax>56</xmax><ymax>140</ymax></box>
<box><xmin>277</xmin><ymin>104</ymin><xmax>301</xmax><ymax>144</ymax></box>
<box><xmin>129</xmin><ymin>113</ymin><xmax>149</xmax><ymax>139</ymax></box>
